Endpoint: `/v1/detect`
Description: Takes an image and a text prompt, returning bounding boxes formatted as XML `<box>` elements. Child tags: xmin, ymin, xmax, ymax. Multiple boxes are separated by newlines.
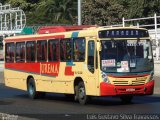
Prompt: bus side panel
<box><xmin>4</xmin><ymin>62</ymin><xmax>75</xmax><ymax>94</ymax></box>
<box><xmin>72</xmin><ymin>62</ymin><xmax>99</xmax><ymax>96</ymax></box>
<box><xmin>35</xmin><ymin>61</ymin><xmax>99</xmax><ymax>96</ymax></box>
<box><xmin>35</xmin><ymin>62</ymin><xmax>74</xmax><ymax>94</ymax></box>
<box><xmin>35</xmin><ymin>76</ymin><xmax>74</xmax><ymax>94</ymax></box>
<box><xmin>4</xmin><ymin>69</ymin><xmax>27</xmax><ymax>91</ymax></box>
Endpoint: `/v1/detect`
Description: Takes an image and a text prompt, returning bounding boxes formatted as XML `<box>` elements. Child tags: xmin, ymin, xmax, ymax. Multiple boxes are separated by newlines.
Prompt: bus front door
<box><xmin>85</xmin><ymin>40</ymin><xmax>98</xmax><ymax>96</ymax></box>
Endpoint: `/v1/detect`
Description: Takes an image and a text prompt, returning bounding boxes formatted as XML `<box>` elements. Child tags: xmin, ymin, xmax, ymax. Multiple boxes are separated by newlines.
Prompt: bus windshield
<box><xmin>100</xmin><ymin>39</ymin><xmax>154</xmax><ymax>73</ymax></box>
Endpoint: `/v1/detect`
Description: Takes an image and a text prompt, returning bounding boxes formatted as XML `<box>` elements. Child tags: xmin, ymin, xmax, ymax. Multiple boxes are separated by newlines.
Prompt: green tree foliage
<box><xmin>6</xmin><ymin>0</ymin><xmax>31</xmax><ymax>10</ymax></box>
<box><xmin>0</xmin><ymin>0</ymin><xmax>7</xmax><ymax>4</ymax></box>
<box><xmin>126</xmin><ymin>0</ymin><xmax>160</xmax><ymax>18</ymax></box>
<box><xmin>4</xmin><ymin>0</ymin><xmax>77</xmax><ymax>25</ymax></box>
<box><xmin>82</xmin><ymin>0</ymin><xmax>160</xmax><ymax>26</ymax></box>
<box><xmin>5</xmin><ymin>0</ymin><xmax>38</xmax><ymax>25</ymax></box>
<box><xmin>3</xmin><ymin>0</ymin><xmax>160</xmax><ymax>26</ymax></box>
<box><xmin>82</xmin><ymin>0</ymin><xmax>125</xmax><ymax>26</ymax></box>
<box><xmin>118</xmin><ymin>0</ymin><xmax>160</xmax><ymax>26</ymax></box>
<box><xmin>35</xmin><ymin>0</ymin><xmax>77</xmax><ymax>25</ymax></box>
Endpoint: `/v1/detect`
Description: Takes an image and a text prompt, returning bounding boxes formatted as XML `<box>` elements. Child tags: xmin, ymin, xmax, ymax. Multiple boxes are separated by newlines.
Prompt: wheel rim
<box><xmin>79</xmin><ymin>87</ymin><xmax>85</xmax><ymax>100</ymax></box>
<box><xmin>29</xmin><ymin>83</ymin><xmax>34</xmax><ymax>95</ymax></box>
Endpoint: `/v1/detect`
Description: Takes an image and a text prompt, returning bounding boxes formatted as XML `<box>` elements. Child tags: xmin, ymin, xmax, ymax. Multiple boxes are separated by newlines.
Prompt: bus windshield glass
<box><xmin>100</xmin><ymin>39</ymin><xmax>153</xmax><ymax>73</ymax></box>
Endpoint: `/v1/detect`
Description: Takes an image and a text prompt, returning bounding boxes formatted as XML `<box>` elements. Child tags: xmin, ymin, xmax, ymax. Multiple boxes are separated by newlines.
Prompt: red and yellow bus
<box><xmin>4</xmin><ymin>26</ymin><xmax>154</xmax><ymax>104</ymax></box>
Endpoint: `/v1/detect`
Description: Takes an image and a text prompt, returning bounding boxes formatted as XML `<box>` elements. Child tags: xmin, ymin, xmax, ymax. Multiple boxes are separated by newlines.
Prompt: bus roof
<box><xmin>37</xmin><ymin>25</ymin><xmax>97</xmax><ymax>34</ymax></box>
<box><xmin>4</xmin><ymin>26</ymin><xmax>149</xmax><ymax>42</ymax></box>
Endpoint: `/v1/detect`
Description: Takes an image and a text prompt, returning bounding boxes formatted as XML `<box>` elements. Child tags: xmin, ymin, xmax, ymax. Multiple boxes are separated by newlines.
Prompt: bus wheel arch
<box><xmin>27</xmin><ymin>75</ymin><xmax>34</xmax><ymax>85</ymax></box>
<box><xmin>74</xmin><ymin>77</ymin><xmax>84</xmax><ymax>88</ymax></box>
<box><xmin>74</xmin><ymin>77</ymin><xmax>83</xmax><ymax>100</ymax></box>
<box><xmin>74</xmin><ymin>77</ymin><xmax>89</xmax><ymax>105</ymax></box>
<box><xmin>27</xmin><ymin>76</ymin><xmax>46</xmax><ymax>99</ymax></box>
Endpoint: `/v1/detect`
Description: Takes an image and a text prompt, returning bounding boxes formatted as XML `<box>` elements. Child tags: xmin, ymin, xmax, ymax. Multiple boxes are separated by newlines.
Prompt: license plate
<box><xmin>126</xmin><ymin>88</ymin><xmax>135</xmax><ymax>92</ymax></box>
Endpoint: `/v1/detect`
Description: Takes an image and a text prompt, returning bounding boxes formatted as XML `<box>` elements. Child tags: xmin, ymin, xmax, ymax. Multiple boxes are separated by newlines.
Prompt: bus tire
<box><xmin>74</xmin><ymin>85</ymin><xmax>78</xmax><ymax>101</ymax></box>
<box><xmin>27</xmin><ymin>78</ymin><xmax>39</xmax><ymax>99</ymax></box>
<box><xmin>76</xmin><ymin>81</ymin><xmax>89</xmax><ymax>105</ymax></box>
<box><xmin>120</xmin><ymin>95</ymin><xmax>133</xmax><ymax>104</ymax></box>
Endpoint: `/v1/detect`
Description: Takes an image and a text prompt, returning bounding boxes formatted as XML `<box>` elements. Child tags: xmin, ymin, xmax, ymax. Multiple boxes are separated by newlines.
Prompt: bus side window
<box><xmin>88</xmin><ymin>41</ymin><xmax>95</xmax><ymax>73</ymax></box>
<box><xmin>73</xmin><ymin>38</ymin><xmax>85</xmax><ymax>62</ymax></box>
<box><xmin>60</xmin><ymin>40</ymin><xmax>66</xmax><ymax>61</ymax></box>
<box><xmin>48</xmin><ymin>39</ymin><xmax>59</xmax><ymax>61</ymax></box>
<box><xmin>26</xmin><ymin>41</ymin><xmax>36</xmax><ymax>62</ymax></box>
<box><xmin>60</xmin><ymin>39</ymin><xmax>72</xmax><ymax>61</ymax></box>
<box><xmin>16</xmin><ymin>42</ymin><xmax>25</xmax><ymax>62</ymax></box>
<box><xmin>5</xmin><ymin>43</ymin><xmax>15</xmax><ymax>63</ymax></box>
<box><xmin>37</xmin><ymin>40</ymin><xmax>47</xmax><ymax>62</ymax></box>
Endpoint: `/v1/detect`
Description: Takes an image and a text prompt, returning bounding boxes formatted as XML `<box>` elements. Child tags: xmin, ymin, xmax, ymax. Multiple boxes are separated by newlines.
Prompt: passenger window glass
<box><xmin>5</xmin><ymin>43</ymin><xmax>15</xmax><ymax>62</ymax></box>
<box><xmin>73</xmin><ymin>38</ymin><xmax>85</xmax><ymax>62</ymax></box>
<box><xmin>37</xmin><ymin>40</ymin><xmax>47</xmax><ymax>62</ymax></box>
<box><xmin>26</xmin><ymin>41</ymin><xmax>36</xmax><ymax>62</ymax></box>
<box><xmin>60</xmin><ymin>39</ymin><xmax>72</xmax><ymax>61</ymax></box>
<box><xmin>48</xmin><ymin>39</ymin><xmax>59</xmax><ymax>61</ymax></box>
<box><xmin>16</xmin><ymin>42</ymin><xmax>25</xmax><ymax>62</ymax></box>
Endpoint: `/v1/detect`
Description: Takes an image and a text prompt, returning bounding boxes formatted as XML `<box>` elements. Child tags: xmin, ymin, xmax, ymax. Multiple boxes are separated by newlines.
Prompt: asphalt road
<box><xmin>0</xmin><ymin>83</ymin><xmax>160</xmax><ymax>120</ymax></box>
<box><xmin>0</xmin><ymin>61</ymin><xmax>160</xmax><ymax>120</ymax></box>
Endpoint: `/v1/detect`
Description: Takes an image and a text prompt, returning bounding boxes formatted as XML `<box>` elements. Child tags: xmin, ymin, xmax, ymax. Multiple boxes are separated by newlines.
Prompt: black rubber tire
<box><xmin>27</xmin><ymin>78</ymin><xmax>39</xmax><ymax>99</ymax></box>
<box><xmin>120</xmin><ymin>95</ymin><xmax>133</xmax><ymax>104</ymax></box>
<box><xmin>74</xmin><ymin>85</ymin><xmax>78</xmax><ymax>101</ymax></box>
<box><xmin>76</xmin><ymin>81</ymin><xmax>89</xmax><ymax>105</ymax></box>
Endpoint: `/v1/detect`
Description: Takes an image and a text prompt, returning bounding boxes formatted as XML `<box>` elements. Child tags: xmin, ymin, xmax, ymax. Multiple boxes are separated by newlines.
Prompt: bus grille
<box><xmin>132</xmin><ymin>80</ymin><xmax>146</xmax><ymax>85</ymax></box>
<box><xmin>112</xmin><ymin>79</ymin><xmax>146</xmax><ymax>86</ymax></box>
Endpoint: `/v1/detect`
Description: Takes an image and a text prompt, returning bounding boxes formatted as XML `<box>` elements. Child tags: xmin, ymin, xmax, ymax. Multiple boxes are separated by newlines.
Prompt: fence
<box><xmin>122</xmin><ymin>13</ymin><xmax>160</xmax><ymax>60</ymax></box>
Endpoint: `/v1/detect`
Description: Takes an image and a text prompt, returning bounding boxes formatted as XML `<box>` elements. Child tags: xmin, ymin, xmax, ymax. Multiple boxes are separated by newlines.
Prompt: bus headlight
<box><xmin>149</xmin><ymin>71</ymin><xmax>154</xmax><ymax>81</ymax></box>
<box><xmin>101</xmin><ymin>72</ymin><xmax>110</xmax><ymax>83</ymax></box>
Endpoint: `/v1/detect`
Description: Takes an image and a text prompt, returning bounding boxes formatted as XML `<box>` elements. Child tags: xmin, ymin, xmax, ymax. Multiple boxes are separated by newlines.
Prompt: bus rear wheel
<box><xmin>27</xmin><ymin>78</ymin><xmax>38</xmax><ymax>99</ymax></box>
<box><xmin>120</xmin><ymin>95</ymin><xmax>133</xmax><ymax>104</ymax></box>
<box><xmin>75</xmin><ymin>81</ymin><xmax>89</xmax><ymax>105</ymax></box>
<box><xmin>27</xmin><ymin>78</ymin><xmax>45</xmax><ymax>99</ymax></box>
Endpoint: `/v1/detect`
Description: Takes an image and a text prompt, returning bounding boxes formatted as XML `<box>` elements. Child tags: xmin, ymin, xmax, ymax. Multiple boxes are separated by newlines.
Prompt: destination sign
<box><xmin>99</xmin><ymin>29</ymin><xmax>149</xmax><ymax>38</ymax></box>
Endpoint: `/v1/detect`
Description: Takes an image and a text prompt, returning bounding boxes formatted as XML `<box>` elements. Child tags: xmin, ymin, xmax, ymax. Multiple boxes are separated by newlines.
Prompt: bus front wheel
<box><xmin>75</xmin><ymin>81</ymin><xmax>89</xmax><ymax>105</ymax></box>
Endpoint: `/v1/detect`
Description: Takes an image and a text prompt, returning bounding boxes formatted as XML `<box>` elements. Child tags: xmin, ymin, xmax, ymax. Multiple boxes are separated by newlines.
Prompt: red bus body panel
<box><xmin>100</xmin><ymin>80</ymin><xmax>154</xmax><ymax>96</ymax></box>
<box><xmin>37</xmin><ymin>25</ymin><xmax>97</xmax><ymax>34</ymax></box>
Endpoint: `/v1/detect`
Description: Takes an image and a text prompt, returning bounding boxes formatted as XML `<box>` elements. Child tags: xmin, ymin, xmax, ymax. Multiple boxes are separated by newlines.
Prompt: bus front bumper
<box><xmin>100</xmin><ymin>80</ymin><xmax>154</xmax><ymax>96</ymax></box>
